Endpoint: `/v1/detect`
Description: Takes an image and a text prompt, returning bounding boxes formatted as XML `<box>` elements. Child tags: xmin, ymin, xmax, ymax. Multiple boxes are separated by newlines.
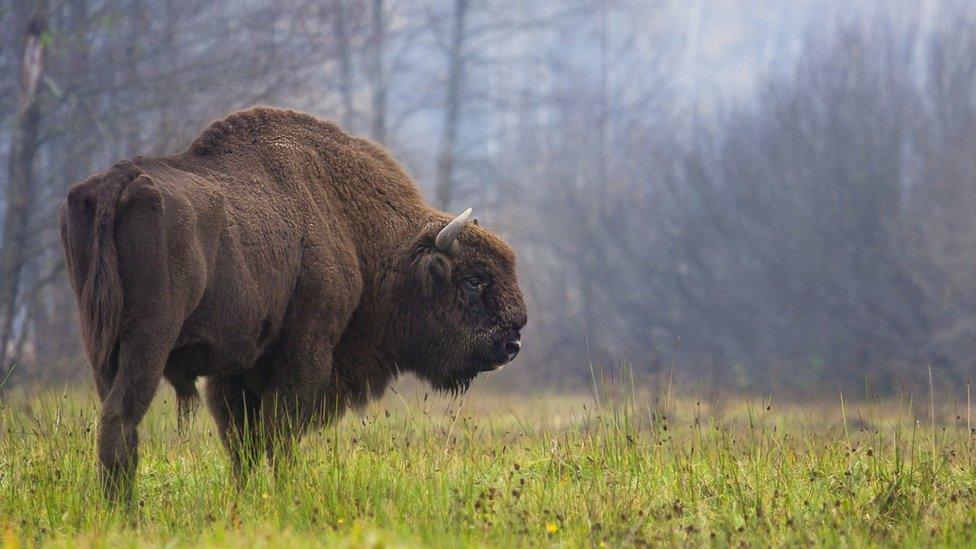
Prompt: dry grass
<box><xmin>2</xmin><ymin>377</ymin><xmax>976</xmax><ymax>547</ymax></box>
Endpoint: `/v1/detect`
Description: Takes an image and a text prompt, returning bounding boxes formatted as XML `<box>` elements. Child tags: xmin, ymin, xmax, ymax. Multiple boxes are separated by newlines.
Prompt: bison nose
<box><xmin>504</xmin><ymin>339</ymin><xmax>521</xmax><ymax>359</ymax></box>
<box><xmin>498</xmin><ymin>330</ymin><xmax>522</xmax><ymax>364</ymax></box>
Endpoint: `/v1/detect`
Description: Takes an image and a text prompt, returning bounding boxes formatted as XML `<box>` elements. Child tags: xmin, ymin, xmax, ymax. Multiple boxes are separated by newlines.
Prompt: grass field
<box><xmin>2</xmin><ymin>378</ymin><xmax>976</xmax><ymax>547</ymax></box>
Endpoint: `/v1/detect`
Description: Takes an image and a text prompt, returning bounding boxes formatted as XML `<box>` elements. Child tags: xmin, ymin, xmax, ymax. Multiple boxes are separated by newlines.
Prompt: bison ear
<box><xmin>416</xmin><ymin>250</ymin><xmax>453</xmax><ymax>297</ymax></box>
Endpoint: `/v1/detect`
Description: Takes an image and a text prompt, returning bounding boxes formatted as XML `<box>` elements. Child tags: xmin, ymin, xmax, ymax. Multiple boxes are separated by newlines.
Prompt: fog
<box><xmin>2</xmin><ymin>0</ymin><xmax>976</xmax><ymax>396</ymax></box>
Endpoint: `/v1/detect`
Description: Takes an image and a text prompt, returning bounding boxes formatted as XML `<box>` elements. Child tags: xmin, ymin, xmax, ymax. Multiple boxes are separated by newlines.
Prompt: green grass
<box><xmin>2</xmin><ymin>380</ymin><xmax>976</xmax><ymax>547</ymax></box>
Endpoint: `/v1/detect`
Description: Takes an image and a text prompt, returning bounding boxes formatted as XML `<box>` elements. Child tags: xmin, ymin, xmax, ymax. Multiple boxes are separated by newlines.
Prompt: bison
<box><xmin>59</xmin><ymin>107</ymin><xmax>527</xmax><ymax>501</ymax></box>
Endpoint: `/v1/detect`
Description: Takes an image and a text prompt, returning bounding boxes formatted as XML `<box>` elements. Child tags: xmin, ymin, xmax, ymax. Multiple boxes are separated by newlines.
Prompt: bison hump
<box><xmin>188</xmin><ymin>106</ymin><xmax>346</xmax><ymax>156</ymax></box>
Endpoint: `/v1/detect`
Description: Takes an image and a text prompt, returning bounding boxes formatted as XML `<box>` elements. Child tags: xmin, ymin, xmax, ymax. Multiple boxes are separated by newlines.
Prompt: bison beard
<box><xmin>59</xmin><ymin>107</ymin><xmax>526</xmax><ymax>501</ymax></box>
<box><xmin>427</xmin><ymin>353</ymin><xmax>499</xmax><ymax>396</ymax></box>
<box><xmin>432</xmin><ymin>365</ymin><xmax>482</xmax><ymax>396</ymax></box>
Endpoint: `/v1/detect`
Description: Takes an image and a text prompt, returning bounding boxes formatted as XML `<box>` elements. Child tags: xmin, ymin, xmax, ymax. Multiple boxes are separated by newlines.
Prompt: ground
<box><xmin>1</xmin><ymin>378</ymin><xmax>975</xmax><ymax>547</ymax></box>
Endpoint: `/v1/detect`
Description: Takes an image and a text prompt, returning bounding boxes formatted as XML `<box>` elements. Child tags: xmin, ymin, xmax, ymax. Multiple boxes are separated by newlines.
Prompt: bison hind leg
<box><xmin>97</xmin><ymin>332</ymin><xmax>171</xmax><ymax>504</ymax></box>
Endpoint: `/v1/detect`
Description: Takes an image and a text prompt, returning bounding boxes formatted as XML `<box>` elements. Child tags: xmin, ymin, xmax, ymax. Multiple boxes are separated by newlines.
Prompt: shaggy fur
<box><xmin>59</xmin><ymin>107</ymin><xmax>527</xmax><ymax>501</ymax></box>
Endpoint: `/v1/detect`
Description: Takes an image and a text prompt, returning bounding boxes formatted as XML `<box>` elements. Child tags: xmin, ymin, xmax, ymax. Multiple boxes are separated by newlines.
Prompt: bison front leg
<box><xmin>259</xmin><ymin>340</ymin><xmax>334</xmax><ymax>469</ymax></box>
<box><xmin>206</xmin><ymin>374</ymin><xmax>262</xmax><ymax>483</ymax></box>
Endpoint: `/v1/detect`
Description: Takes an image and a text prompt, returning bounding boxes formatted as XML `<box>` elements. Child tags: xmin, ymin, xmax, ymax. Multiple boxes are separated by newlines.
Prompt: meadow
<box><xmin>2</xmin><ymin>376</ymin><xmax>976</xmax><ymax>547</ymax></box>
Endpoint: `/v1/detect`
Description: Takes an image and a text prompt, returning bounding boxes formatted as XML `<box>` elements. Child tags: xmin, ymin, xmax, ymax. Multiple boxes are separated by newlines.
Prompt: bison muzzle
<box><xmin>59</xmin><ymin>107</ymin><xmax>527</xmax><ymax>501</ymax></box>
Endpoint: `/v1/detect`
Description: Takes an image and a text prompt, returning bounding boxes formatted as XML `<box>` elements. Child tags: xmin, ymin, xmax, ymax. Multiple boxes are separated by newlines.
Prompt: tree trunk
<box><xmin>123</xmin><ymin>0</ymin><xmax>147</xmax><ymax>156</ymax></box>
<box><xmin>368</xmin><ymin>0</ymin><xmax>386</xmax><ymax>143</ymax></box>
<box><xmin>0</xmin><ymin>9</ymin><xmax>47</xmax><ymax>381</ymax></box>
<box><xmin>153</xmin><ymin>0</ymin><xmax>180</xmax><ymax>154</ymax></box>
<box><xmin>434</xmin><ymin>0</ymin><xmax>469</xmax><ymax>211</ymax></box>
<box><xmin>333</xmin><ymin>0</ymin><xmax>356</xmax><ymax>130</ymax></box>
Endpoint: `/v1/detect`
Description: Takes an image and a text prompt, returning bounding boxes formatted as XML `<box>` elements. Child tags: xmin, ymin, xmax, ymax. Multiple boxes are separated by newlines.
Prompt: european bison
<box><xmin>59</xmin><ymin>107</ymin><xmax>527</xmax><ymax>500</ymax></box>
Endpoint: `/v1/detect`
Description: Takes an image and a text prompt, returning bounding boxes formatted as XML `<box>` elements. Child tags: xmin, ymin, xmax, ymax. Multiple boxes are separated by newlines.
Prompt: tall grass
<box><xmin>1</xmin><ymin>379</ymin><xmax>975</xmax><ymax>547</ymax></box>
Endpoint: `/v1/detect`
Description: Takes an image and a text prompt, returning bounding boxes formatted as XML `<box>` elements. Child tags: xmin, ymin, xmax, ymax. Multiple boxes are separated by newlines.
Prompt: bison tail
<box><xmin>60</xmin><ymin>163</ymin><xmax>142</xmax><ymax>383</ymax></box>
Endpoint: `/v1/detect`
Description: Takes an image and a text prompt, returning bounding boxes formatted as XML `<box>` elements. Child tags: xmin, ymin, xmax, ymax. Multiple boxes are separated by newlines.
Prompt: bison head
<box><xmin>388</xmin><ymin>208</ymin><xmax>527</xmax><ymax>393</ymax></box>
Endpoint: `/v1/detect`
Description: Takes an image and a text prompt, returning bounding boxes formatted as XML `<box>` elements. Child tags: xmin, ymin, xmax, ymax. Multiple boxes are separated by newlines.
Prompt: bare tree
<box><xmin>2</xmin><ymin>1</ymin><xmax>976</xmax><ymax>395</ymax></box>
<box><xmin>368</xmin><ymin>0</ymin><xmax>387</xmax><ymax>143</ymax></box>
<box><xmin>0</xmin><ymin>5</ymin><xmax>46</xmax><ymax>379</ymax></box>
<box><xmin>434</xmin><ymin>0</ymin><xmax>469</xmax><ymax>210</ymax></box>
<box><xmin>332</xmin><ymin>0</ymin><xmax>358</xmax><ymax>129</ymax></box>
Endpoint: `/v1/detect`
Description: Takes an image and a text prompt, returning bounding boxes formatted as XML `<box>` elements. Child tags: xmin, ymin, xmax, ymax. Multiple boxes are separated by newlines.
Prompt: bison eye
<box><xmin>462</xmin><ymin>274</ymin><xmax>488</xmax><ymax>291</ymax></box>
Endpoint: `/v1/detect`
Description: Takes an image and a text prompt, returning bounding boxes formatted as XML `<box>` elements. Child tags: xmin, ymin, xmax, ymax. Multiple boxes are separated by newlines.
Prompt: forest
<box><xmin>3</xmin><ymin>0</ymin><xmax>976</xmax><ymax>395</ymax></box>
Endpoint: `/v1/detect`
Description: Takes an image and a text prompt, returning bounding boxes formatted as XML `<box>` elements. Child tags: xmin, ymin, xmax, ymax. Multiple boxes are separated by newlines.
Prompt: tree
<box><xmin>368</xmin><ymin>0</ymin><xmax>387</xmax><ymax>143</ymax></box>
<box><xmin>0</xmin><ymin>5</ymin><xmax>47</xmax><ymax>380</ymax></box>
<box><xmin>434</xmin><ymin>0</ymin><xmax>469</xmax><ymax>210</ymax></box>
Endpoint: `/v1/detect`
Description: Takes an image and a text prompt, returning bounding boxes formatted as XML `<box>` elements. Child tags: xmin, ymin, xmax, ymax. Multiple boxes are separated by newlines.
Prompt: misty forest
<box><xmin>3</xmin><ymin>0</ymin><xmax>976</xmax><ymax>397</ymax></box>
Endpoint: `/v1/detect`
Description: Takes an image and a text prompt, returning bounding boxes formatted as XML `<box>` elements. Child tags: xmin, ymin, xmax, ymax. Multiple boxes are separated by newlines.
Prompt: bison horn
<box><xmin>435</xmin><ymin>207</ymin><xmax>474</xmax><ymax>254</ymax></box>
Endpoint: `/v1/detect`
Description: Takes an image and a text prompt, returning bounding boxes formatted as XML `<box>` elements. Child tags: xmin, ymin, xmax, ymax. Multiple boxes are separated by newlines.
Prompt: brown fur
<box><xmin>59</xmin><ymin>107</ymin><xmax>526</xmax><ymax>500</ymax></box>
